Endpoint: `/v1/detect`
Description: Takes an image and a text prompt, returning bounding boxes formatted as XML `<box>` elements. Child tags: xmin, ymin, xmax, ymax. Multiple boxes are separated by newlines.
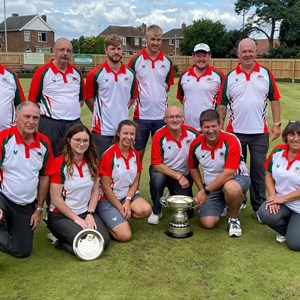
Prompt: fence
<box><xmin>0</xmin><ymin>52</ymin><xmax>299</xmax><ymax>81</ymax></box>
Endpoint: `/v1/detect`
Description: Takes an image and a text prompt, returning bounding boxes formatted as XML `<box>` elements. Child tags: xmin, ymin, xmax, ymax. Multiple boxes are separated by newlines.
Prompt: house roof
<box><xmin>0</xmin><ymin>14</ymin><xmax>54</xmax><ymax>32</ymax></box>
<box><xmin>163</xmin><ymin>28</ymin><xmax>184</xmax><ymax>39</ymax></box>
<box><xmin>100</xmin><ymin>25</ymin><xmax>144</xmax><ymax>37</ymax></box>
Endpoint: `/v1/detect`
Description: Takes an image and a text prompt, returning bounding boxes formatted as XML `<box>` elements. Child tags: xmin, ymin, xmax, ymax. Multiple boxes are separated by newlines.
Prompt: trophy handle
<box><xmin>159</xmin><ymin>196</ymin><xmax>168</xmax><ymax>207</ymax></box>
<box><xmin>192</xmin><ymin>199</ymin><xmax>200</xmax><ymax>209</ymax></box>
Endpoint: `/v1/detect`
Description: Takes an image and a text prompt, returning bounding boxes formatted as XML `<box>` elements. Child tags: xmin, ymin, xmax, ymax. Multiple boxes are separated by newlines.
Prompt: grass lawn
<box><xmin>1</xmin><ymin>79</ymin><xmax>300</xmax><ymax>299</ymax></box>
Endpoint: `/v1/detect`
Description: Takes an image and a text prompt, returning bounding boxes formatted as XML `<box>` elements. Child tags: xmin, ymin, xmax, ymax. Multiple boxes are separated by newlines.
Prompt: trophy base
<box><xmin>165</xmin><ymin>226</ymin><xmax>193</xmax><ymax>238</ymax></box>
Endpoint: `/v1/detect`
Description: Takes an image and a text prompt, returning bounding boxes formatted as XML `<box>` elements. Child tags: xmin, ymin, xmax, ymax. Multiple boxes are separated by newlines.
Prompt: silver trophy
<box><xmin>160</xmin><ymin>195</ymin><xmax>197</xmax><ymax>238</ymax></box>
<box><xmin>73</xmin><ymin>229</ymin><xmax>105</xmax><ymax>261</ymax></box>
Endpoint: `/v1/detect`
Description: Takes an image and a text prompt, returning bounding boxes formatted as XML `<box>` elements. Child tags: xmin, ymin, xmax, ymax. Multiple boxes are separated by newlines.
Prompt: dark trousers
<box><xmin>149</xmin><ymin>166</ymin><xmax>193</xmax><ymax>215</ymax></box>
<box><xmin>39</xmin><ymin>116</ymin><xmax>82</xmax><ymax>157</ymax></box>
<box><xmin>47</xmin><ymin>212</ymin><xmax>111</xmax><ymax>255</ymax></box>
<box><xmin>0</xmin><ymin>193</ymin><xmax>35</xmax><ymax>258</ymax></box>
<box><xmin>234</xmin><ymin>133</ymin><xmax>269</xmax><ymax>212</ymax></box>
<box><xmin>258</xmin><ymin>202</ymin><xmax>300</xmax><ymax>251</ymax></box>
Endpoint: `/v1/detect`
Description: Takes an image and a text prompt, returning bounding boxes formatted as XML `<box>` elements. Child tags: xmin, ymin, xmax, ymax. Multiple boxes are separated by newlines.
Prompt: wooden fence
<box><xmin>0</xmin><ymin>52</ymin><xmax>299</xmax><ymax>81</ymax></box>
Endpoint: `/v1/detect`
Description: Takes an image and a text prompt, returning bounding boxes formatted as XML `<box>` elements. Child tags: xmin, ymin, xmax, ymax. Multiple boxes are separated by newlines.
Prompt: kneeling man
<box><xmin>188</xmin><ymin>109</ymin><xmax>250</xmax><ymax>237</ymax></box>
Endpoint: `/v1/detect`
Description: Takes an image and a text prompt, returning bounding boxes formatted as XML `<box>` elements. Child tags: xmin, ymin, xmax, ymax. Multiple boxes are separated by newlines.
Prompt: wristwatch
<box><xmin>87</xmin><ymin>211</ymin><xmax>95</xmax><ymax>216</ymax></box>
<box><xmin>273</xmin><ymin>122</ymin><xmax>281</xmax><ymax>127</ymax></box>
<box><xmin>203</xmin><ymin>186</ymin><xmax>210</xmax><ymax>195</ymax></box>
<box><xmin>36</xmin><ymin>206</ymin><xmax>44</xmax><ymax>212</ymax></box>
<box><xmin>125</xmin><ymin>196</ymin><xmax>132</xmax><ymax>202</ymax></box>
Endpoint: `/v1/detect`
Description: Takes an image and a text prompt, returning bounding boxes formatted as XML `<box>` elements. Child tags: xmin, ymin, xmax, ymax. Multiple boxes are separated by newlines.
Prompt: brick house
<box><xmin>100</xmin><ymin>24</ymin><xmax>146</xmax><ymax>55</ymax></box>
<box><xmin>162</xmin><ymin>23</ymin><xmax>187</xmax><ymax>56</ymax></box>
<box><xmin>255</xmin><ymin>39</ymin><xmax>280</xmax><ymax>56</ymax></box>
<box><xmin>0</xmin><ymin>13</ymin><xmax>55</xmax><ymax>53</ymax></box>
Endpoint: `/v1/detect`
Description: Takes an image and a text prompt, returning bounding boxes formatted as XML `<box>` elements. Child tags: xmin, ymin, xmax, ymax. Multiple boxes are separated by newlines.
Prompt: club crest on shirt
<box><xmin>186</xmin><ymin>139</ymin><xmax>191</xmax><ymax>144</ymax></box>
<box><xmin>161</xmin><ymin>65</ymin><xmax>166</xmax><ymax>69</ymax></box>
<box><xmin>219</xmin><ymin>152</ymin><xmax>224</xmax><ymax>159</ymax></box>
<box><xmin>36</xmin><ymin>151</ymin><xmax>43</xmax><ymax>161</ymax></box>
<box><xmin>257</xmin><ymin>74</ymin><xmax>264</xmax><ymax>80</ymax></box>
<box><xmin>72</xmin><ymin>77</ymin><xmax>79</xmax><ymax>82</ymax></box>
<box><xmin>124</xmin><ymin>77</ymin><xmax>129</xmax><ymax>82</ymax></box>
<box><xmin>292</xmin><ymin>166</ymin><xmax>300</xmax><ymax>174</ymax></box>
<box><xmin>1</xmin><ymin>77</ymin><xmax>10</xmax><ymax>84</ymax></box>
<box><xmin>207</xmin><ymin>77</ymin><xmax>212</xmax><ymax>82</ymax></box>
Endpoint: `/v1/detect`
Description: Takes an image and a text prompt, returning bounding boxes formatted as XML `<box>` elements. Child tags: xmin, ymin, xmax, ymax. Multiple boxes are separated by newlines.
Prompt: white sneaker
<box><xmin>228</xmin><ymin>218</ymin><xmax>242</xmax><ymax>237</ymax></box>
<box><xmin>147</xmin><ymin>211</ymin><xmax>163</xmax><ymax>225</ymax></box>
<box><xmin>221</xmin><ymin>206</ymin><xmax>227</xmax><ymax>217</ymax></box>
<box><xmin>240</xmin><ymin>203</ymin><xmax>247</xmax><ymax>211</ymax></box>
<box><xmin>276</xmin><ymin>233</ymin><xmax>286</xmax><ymax>243</ymax></box>
<box><xmin>47</xmin><ymin>233</ymin><xmax>58</xmax><ymax>244</ymax></box>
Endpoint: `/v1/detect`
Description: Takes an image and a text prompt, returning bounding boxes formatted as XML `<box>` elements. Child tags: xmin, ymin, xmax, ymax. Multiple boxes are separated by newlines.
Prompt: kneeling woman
<box><xmin>48</xmin><ymin>124</ymin><xmax>110</xmax><ymax>254</ymax></box>
<box><xmin>258</xmin><ymin>121</ymin><xmax>300</xmax><ymax>250</ymax></box>
<box><xmin>96</xmin><ymin>120</ymin><xmax>152</xmax><ymax>242</ymax></box>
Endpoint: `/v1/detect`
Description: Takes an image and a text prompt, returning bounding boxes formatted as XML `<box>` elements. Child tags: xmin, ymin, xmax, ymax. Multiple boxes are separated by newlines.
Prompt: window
<box><xmin>24</xmin><ymin>31</ymin><xmax>31</xmax><ymax>42</ymax></box>
<box><xmin>142</xmin><ymin>38</ymin><xmax>147</xmax><ymax>47</ymax></box>
<box><xmin>176</xmin><ymin>40</ymin><xmax>180</xmax><ymax>48</ymax></box>
<box><xmin>169</xmin><ymin>39</ymin><xmax>174</xmax><ymax>46</ymax></box>
<box><xmin>38</xmin><ymin>32</ymin><xmax>47</xmax><ymax>42</ymax></box>
<box><xmin>121</xmin><ymin>36</ymin><xmax>126</xmax><ymax>46</ymax></box>
<box><xmin>134</xmin><ymin>37</ymin><xmax>139</xmax><ymax>46</ymax></box>
<box><xmin>36</xmin><ymin>47</ymin><xmax>51</xmax><ymax>53</ymax></box>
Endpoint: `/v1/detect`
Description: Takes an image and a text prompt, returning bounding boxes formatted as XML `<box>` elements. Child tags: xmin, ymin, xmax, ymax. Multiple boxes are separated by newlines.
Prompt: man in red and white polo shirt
<box><xmin>0</xmin><ymin>102</ymin><xmax>54</xmax><ymax>257</ymax></box>
<box><xmin>0</xmin><ymin>64</ymin><xmax>26</xmax><ymax>130</ymax></box>
<box><xmin>147</xmin><ymin>106</ymin><xmax>199</xmax><ymax>225</ymax></box>
<box><xmin>85</xmin><ymin>34</ymin><xmax>137</xmax><ymax>158</ymax></box>
<box><xmin>128</xmin><ymin>24</ymin><xmax>174</xmax><ymax>161</ymax></box>
<box><xmin>218</xmin><ymin>38</ymin><xmax>281</xmax><ymax>221</ymax></box>
<box><xmin>177</xmin><ymin>43</ymin><xmax>225</xmax><ymax>131</ymax></box>
<box><xmin>188</xmin><ymin>109</ymin><xmax>250</xmax><ymax>237</ymax></box>
<box><xmin>28</xmin><ymin>37</ymin><xmax>84</xmax><ymax>157</ymax></box>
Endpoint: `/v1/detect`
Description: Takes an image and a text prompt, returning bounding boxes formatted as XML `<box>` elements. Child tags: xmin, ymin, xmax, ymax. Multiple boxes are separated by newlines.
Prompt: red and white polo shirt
<box><xmin>49</xmin><ymin>155</ymin><xmax>95</xmax><ymax>215</ymax></box>
<box><xmin>99</xmin><ymin>143</ymin><xmax>142</xmax><ymax>200</ymax></box>
<box><xmin>151</xmin><ymin>124</ymin><xmax>199</xmax><ymax>175</ymax></box>
<box><xmin>85</xmin><ymin>61</ymin><xmax>137</xmax><ymax>135</ymax></box>
<box><xmin>0</xmin><ymin>64</ymin><xmax>25</xmax><ymax>129</ymax></box>
<box><xmin>28</xmin><ymin>60</ymin><xmax>85</xmax><ymax>120</ymax></box>
<box><xmin>0</xmin><ymin>126</ymin><xmax>54</xmax><ymax>205</ymax></box>
<box><xmin>128</xmin><ymin>48</ymin><xmax>174</xmax><ymax>120</ymax></box>
<box><xmin>218</xmin><ymin>62</ymin><xmax>280</xmax><ymax>134</ymax></box>
<box><xmin>264</xmin><ymin>144</ymin><xmax>300</xmax><ymax>213</ymax></box>
<box><xmin>188</xmin><ymin>131</ymin><xmax>249</xmax><ymax>185</ymax></box>
<box><xmin>177</xmin><ymin>65</ymin><xmax>225</xmax><ymax>130</ymax></box>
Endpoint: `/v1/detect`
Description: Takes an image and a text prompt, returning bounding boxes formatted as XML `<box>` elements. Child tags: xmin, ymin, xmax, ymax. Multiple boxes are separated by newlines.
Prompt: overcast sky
<box><xmin>1</xmin><ymin>0</ymin><xmax>245</xmax><ymax>40</ymax></box>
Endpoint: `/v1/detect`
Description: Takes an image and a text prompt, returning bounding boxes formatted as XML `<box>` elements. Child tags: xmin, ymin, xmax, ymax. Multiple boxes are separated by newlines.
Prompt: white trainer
<box><xmin>147</xmin><ymin>211</ymin><xmax>163</xmax><ymax>225</ymax></box>
<box><xmin>276</xmin><ymin>233</ymin><xmax>286</xmax><ymax>243</ymax></box>
<box><xmin>221</xmin><ymin>206</ymin><xmax>228</xmax><ymax>217</ymax></box>
<box><xmin>47</xmin><ymin>233</ymin><xmax>58</xmax><ymax>244</ymax></box>
<box><xmin>228</xmin><ymin>218</ymin><xmax>242</xmax><ymax>237</ymax></box>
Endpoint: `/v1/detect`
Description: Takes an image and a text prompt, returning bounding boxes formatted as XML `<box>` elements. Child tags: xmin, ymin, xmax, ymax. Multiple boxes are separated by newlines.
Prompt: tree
<box><xmin>70</xmin><ymin>36</ymin><xmax>105</xmax><ymax>54</ymax></box>
<box><xmin>180</xmin><ymin>19</ymin><xmax>230</xmax><ymax>57</ymax></box>
<box><xmin>235</xmin><ymin>0</ymin><xmax>289</xmax><ymax>50</ymax></box>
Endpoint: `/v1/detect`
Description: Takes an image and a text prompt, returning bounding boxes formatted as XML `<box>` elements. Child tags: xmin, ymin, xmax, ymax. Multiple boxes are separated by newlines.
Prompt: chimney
<box><xmin>140</xmin><ymin>23</ymin><xmax>147</xmax><ymax>35</ymax></box>
<box><xmin>12</xmin><ymin>13</ymin><xmax>19</xmax><ymax>17</ymax></box>
<box><xmin>181</xmin><ymin>22</ymin><xmax>186</xmax><ymax>30</ymax></box>
<box><xmin>41</xmin><ymin>15</ymin><xmax>47</xmax><ymax>22</ymax></box>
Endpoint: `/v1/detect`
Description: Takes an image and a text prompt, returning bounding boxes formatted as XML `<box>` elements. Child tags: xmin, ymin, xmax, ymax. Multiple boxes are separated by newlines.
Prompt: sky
<box><xmin>0</xmin><ymin>0</ymin><xmax>245</xmax><ymax>40</ymax></box>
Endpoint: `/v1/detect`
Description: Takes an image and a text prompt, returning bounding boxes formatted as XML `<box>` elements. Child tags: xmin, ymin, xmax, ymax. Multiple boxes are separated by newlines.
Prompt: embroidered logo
<box><xmin>52</xmin><ymin>79</ymin><xmax>56</xmax><ymax>83</ymax></box>
<box><xmin>112</xmin><ymin>217</ymin><xmax>117</xmax><ymax>221</ymax></box>
<box><xmin>168</xmin><ymin>146</ymin><xmax>171</xmax><ymax>150</ymax></box>
<box><xmin>142</xmin><ymin>65</ymin><xmax>145</xmax><ymax>68</ymax></box>
<box><xmin>292</xmin><ymin>167</ymin><xmax>300</xmax><ymax>174</ymax></box>
<box><xmin>276</xmin><ymin>164</ymin><xmax>280</xmax><ymax>168</ymax></box>
<box><xmin>13</xmin><ymin>150</ymin><xmax>18</xmax><ymax>155</ymax></box>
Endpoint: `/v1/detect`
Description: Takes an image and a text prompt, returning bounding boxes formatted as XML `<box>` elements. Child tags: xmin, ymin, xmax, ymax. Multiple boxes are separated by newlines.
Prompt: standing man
<box><xmin>147</xmin><ymin>106</ymin><xmax>198</xmax><ymax>224</ymax></box>
<box><xmin>28</xmin><ymin>37</ymin><xmax>85</xmax><ymax>157</ymax></box>
<box><xmin>0</xmin><ymin>102</ymin><xmax>54</xmax><ymax>258</ymax></box>
<box><xmin>85</xmin><ymin>34</ymin><xmax>137</xmax><ymax>158</ymax></box>
<box><xmin>177</xmin><ymin>43</ymin><xmax>225</xmax><ymax>131</ymax></box>
<box><xmin>128</xmin><ymin>24</ymin><xmax>174</xmax><ymax>161</ymax></box>
<box><xmin>188</xmin><ymin>109</ymin><xmax>250</xmax><ymax>237</ymax></box>
<box><xmin>0</xmin><ymin>63</ymin><xmax>26</xmax><ymax>129</ymax></box>
<box><xmin>218</xmin><ymin>38</ymin><xmax>281</xmax><ymax>221</ymax></box>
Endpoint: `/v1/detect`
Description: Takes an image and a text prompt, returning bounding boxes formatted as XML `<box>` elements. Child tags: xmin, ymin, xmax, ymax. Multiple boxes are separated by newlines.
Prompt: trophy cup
<box><xmin>73</xmin><ymin>229</ymin><xmax>105</xmax><ymax>261</ymax></box>
<box><xmin>160</xmin><ymin>195</ymin><xmax>197</xmax><ymax>238</ymax></box>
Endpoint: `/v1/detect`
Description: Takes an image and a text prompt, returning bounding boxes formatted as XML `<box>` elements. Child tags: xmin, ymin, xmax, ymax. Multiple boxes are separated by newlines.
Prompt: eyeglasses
<box><xmin>54</xmin><ymin>47</ymin><xmax>72</xmax><ymax>53</ymax></box>
<box><xmin>165</xmin><ymin>115</ymin><xmax>184</xmax><ymax>120</ymax></box>
<box><xmin>71</xmin><ymin>138</ymin><xmax>89</xmax><ymax>145</ymax></box>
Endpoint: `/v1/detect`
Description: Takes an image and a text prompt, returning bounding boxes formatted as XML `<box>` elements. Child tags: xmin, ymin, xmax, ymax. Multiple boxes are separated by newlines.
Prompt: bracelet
<box><xmin>125</xmin><ymin>196</ymin><xmax>132</xmax><ymax>202</ymax></box>
<box><xmin>87</xmin><ymin>211</ymin><xmax>95</xmax><ymax>216</ymax></box>
<box><xmin>178</xmin><ymin>175</ymin><xmax>183</xmax><ymax>181</ymax></box>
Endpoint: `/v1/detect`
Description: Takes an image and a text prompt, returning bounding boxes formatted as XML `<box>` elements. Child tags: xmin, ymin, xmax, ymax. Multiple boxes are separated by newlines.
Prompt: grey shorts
<box><xmin>199</xmin><ymin>175</ymin><xmax>250</xmax><ymax>218</ymax></box>
<box><xmin>95</xmin><ymin>193</ymin><xmax>140</xmax><ymax>229</ymax></box>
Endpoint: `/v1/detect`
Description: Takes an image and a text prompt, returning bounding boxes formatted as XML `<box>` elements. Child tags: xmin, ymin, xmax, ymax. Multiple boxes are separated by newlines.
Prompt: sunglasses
<box><xmin>288</xmin><ymin>120</ymin><xmax>300</xmax><ymax>125</ymax></box>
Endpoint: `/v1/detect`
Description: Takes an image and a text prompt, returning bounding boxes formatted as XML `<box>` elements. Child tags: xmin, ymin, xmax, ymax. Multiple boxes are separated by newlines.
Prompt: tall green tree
<box><xmin>235</xmin><ymin>0</ymin><xmax>289</xmax><ymax>50</ymax></box>
<box><xmin>180</xmin><ymin>19</ymin><xmax>230</xmax><ymax>57</ymax></box>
